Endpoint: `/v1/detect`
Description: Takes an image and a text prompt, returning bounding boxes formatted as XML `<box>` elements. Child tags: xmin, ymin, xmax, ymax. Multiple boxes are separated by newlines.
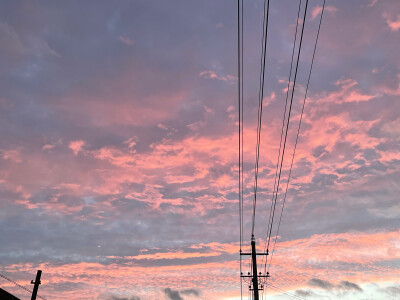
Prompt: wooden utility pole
<box><xmin>30</xmin><ymin>270</ymin><xmax>42</xmax><ymax>300</ymax></box>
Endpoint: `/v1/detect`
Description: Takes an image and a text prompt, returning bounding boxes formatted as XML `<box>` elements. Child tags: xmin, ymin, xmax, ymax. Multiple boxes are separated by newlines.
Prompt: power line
<box><xmin>267</xmin><ymin>283</ymin><xmax>306</xmax><ymax>300</ymax></box>
<box><xmin>239</xmin><ymin>1</ymin><xmax>326</xmax><ymax>298</ymax></box>
<box><xmin>238</xmin><ymin>0</ymin><xmax>241</xmax><ymax>253</ymax></box>
<box><xmin>265</xmin><ymin>0</ymin><xmax>310</xmax><ymax>260</ymax></box>
<box><xmin>237</xmin><ymin>0</ymin><xmax>244</xmax><ymax>299</ymax></box>
<box><xmin>0</xmin><ymin>273</ymin><xmax>47</xmax><ymax>300</ymax></box>
<box><xmin>262</xmin><ymin>0</ymin><xmax>303</xmax><ymax>271</ymax></box>
<box><xmin>0</xmin><ymin>273</ymin><xmax>32</xmax><ymax>294</ymax></box>
<box><xmin>251</xmin><ymin>0</ymin><xmax>271</xmax><ymax>238</ymax></box>
<box><xmin>267</xmin><ymin>0</ymin><xmax>326</xmax><ymax>275</ymax></box>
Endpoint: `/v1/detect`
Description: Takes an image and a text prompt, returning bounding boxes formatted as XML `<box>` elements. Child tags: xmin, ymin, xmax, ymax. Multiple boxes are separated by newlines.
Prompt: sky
<box><xmin>0</xmin><ymin>0</ymin><xmax>400</xmax><ymax>299</ymax></box>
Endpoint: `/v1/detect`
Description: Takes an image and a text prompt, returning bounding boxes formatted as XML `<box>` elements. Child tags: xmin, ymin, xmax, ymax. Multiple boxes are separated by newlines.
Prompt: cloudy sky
<box><xmin>0</xmin><ymin>0</ymin><xmax>400</xmax><ymax>299</ymax></box>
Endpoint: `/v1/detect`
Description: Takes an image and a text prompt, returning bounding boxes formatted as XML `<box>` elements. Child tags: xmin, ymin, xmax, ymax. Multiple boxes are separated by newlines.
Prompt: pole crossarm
<box><xmin>240</xmin><ymin>252</ymin><xmax>268</xmax><ymax>256</ymax></box>
<box><xmin>241</xmin><ymin>275</ymin><xmax>270</xmax><ymax>278</ymax></box>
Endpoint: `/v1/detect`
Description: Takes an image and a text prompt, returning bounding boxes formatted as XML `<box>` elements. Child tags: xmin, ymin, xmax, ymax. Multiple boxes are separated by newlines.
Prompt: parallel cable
<box><xmin>251</xmin><ymin>0</ymin><xmax>271</xmax><ymax>238</ymax></box>
<box><xmin>0</xmin><ymin>273</ymin><xmax>47</xmax><ymax>300</ymax></box>
<box><xmin>240</xmin><ymin>1</ymin><xmax>244</xmax><ymax>292</ymax></box>
<box><xmin>267</xmin><ymin>283</ymin><xmax>306</xmax><ymax>300</ymax></box>
<box><xmin>240</xmin><ymin>0</ymin><xmax>244</xmax><ymax>258</ymax></box>
<box><xmin>267</xmin><ymin>0</ymin><xmax>326</xmax><ymax>275</ymax></box>
<box><xmin>237</xmin><ymin>0</ymin><xmax>242</xmax><ymax>256</ymax></box>
<box><xmin>265</xmin><ymin>0</ymin><xmax>310</xmax><ymax>261</ymax></box>
<box><xmin>262</xmin><ymin>0</ymin><xmax>302</xmax><ymax>270</ymax></box>
<box><xmin>251</xmin><ymin>0</ymin><xmax>266</xmax><ymax>238</ymax></box>
<box><xmin>237</xmin><ymin>0</ymin><xmax>244</xmax><ymax>298</ymax></box>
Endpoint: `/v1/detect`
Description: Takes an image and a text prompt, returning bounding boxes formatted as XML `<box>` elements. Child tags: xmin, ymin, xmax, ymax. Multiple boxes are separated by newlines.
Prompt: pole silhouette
<box><xmin>31</xmin><ymin>270</ymin><xmax>42</xmax><ymax>300</ymax></box>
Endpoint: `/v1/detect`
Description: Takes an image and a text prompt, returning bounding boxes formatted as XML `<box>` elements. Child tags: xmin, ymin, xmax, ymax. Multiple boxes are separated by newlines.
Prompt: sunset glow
<box><xmin>1</xmin><ymin>0</ymin><xmax>400</xmax><ymax>299</ymax></box>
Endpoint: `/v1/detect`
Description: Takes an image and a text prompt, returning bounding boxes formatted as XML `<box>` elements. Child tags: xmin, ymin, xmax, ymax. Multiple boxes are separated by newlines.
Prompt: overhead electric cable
<box><xmin>0</xmin><ymin>273</ymin><xmax>47</xmax><ymax>300</ymax></box>
<box><xmin>267</xmin><ymin>283</ymin><xmax>306</xmax><ymax>300</ymax></box>
<box><xmin>0</xmin><ymin>273</ymin><xmax>32</xmax><ymax>294</ymax></box>
<box><xmin>262</xmin><ymin>0</ymin><xmax>302</xmax><ymax>270</ymax></box>
<box><xmin>267</xmin><ymin>0</ymin><xmax>326</xmax><ymax>275</ymax></box>
<box><xmin>238</xmin><ymin>0</ymin><xmax>242</xmax><ymax>254</ymax></box>
<box><xmin>237</xmin><ymin>0</ymin><xmax>244</xmax><ymax>298</ymax></box>
<box><xmin>240</xmin><ymin>0</ymin><xmax>244</xmax><ymax>255</ymax></box>
<box><xmin>265</xmin><ymin>0</ymin><xmax>310</xmax><ymax>258</ymax></box>
<box><xmin>251</xmin><ymin>0</ymin><xmax>270</xmax><ymax>238</ymax></box>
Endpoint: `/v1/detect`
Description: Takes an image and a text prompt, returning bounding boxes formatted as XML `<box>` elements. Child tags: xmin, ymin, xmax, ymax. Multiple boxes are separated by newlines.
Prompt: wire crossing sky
<box><xmin>0</xmin><ymin>0</ymin><xmax>400</xmax><ymax>299</ymax></box>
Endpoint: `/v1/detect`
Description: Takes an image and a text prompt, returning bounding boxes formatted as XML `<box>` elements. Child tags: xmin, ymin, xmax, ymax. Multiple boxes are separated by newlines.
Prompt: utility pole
<box><xmin>241</xmin><ymin>236</ymin><xmax>269</xmax><ymax>300</ymax></box>
<box><xmin>251</xmin><ymin>236</ymin><xmax>260</xmax><ymax>300</ymax></box>
<box><xmin>31</xmin><ymin>270</ymin><xmax>42</xmax><ymax>300</ymax></box>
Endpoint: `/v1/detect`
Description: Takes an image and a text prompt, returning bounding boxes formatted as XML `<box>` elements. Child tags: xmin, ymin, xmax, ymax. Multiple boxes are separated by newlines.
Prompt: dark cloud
<box><xmin>295</xmin><ymin>289</ymin><xmax>316</xmax><ymax>297</ymax></box>
<box><xmin>164</xmin><ymin>288</ymin><xmax>183</xmax><ymax>300</ymax></box>
<box><xmin>338</xmin><ymin>280</ymin><xmax>363</xmax><ymax>292</ymax></box>
<box><xmin>164</xmin><ymin>287</ymin><xmax>200</xmax><ymax>300</ymax></box>
<box><xmin>312</xmin><ymin>145</ymin><xmax>328</xmax><ymax>158</ymax></box>
<box><xmin>308</xmin><ymin>278</ymin><xmax>362</xmax><ymax>293</ymax></box>
<box><xmin>181</xmin><ymin>288</ymin><xmax>200</xmax><ymax>296</ymax></box>
<box><xmin>383</xmin><ymin>285</ymin><xmax>400</xmax><ymax>296</ymax></box>
<box><xmin>362</xmin><ymin>148</ymin><xmax>381</xmax><ymax>160</ymax></box>
<box><xmin>308</xmin><ymin>278</ymin><xmax>335</xmax><ymax>290</ymax></box>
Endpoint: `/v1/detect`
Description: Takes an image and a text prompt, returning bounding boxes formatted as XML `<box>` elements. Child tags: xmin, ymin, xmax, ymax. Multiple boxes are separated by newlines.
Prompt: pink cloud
<box><xmin>1</xmin><ymin>3</ymin><xmax>400</xmax><ymax>299</ymax></box>
<box><xmin>312</xmin><ymin>78</ymin><xmax>375</xmax><ymax>104</ymax></box>
<box><xmin>369</xmin><ymin>0</ymin><xmax>379</xmax><ymax>7</ymax></box>
<box><xmin>1</xmin><ymin>149</ymin><xmax>22</xmax><ymax>162</ymax></box>
<box><xmin>128</xmin><ymin>250</ymin><xmax>221</xmax><ymax>260</ymax></box>
<box><xmin>57</xmin><ymin>95</ymin><xmax>186</xmax><ymax>127</ymax></box>
<box><xmin>42</xmin><ymin>144</ymin><xmax>55</xmax><ymax>150</ymax></box>
<box><xmin>311</xmin><ymin>5</ymin><xmax>338</xmax><ymax>20</ymax></box>
<box><xmin>122</xmin><ymin>137</ymin><xmax>138</xmax><ymax>149</ymax></box>
<box><xmin>118</xmin><ymin>36</ymin><xmax>134</xmax><ymax>45</ymax></box>
<box><xmin>384</xmin><ymin>14</ymin><xmax>400</xmax><ymax>31</ymax></box>
<box><xmin>263</xmin><ymin>92</ymin><xmax>276</xmax><ymax>107</ymax></box>
<box><xmin>157</xmin><ymin>123</ymin><xmax>168</xmax><ymax>131</ymax></box>
<box><xmin>3</xmin><ymin>230</ymin><xmax>399</xmax><ymax>299</ymax></box>
<box><xmin>199</xmin><ymin>70</ymin><xmax>237</xmax><ymax>82</ymax></box>
<box><xmin>49</xmin><ymin>62</ymin><xmax>191</xmax><ymax>128</ymax></box>
<box><xmin>68</xmin><ymin>140</ymin><xmax>85</xmax><ymax>156</ymax></box>
<box><xmin>55</xmin><ymin>86</ymin><xmax>187</xmax><ymax>127</ymax></box>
